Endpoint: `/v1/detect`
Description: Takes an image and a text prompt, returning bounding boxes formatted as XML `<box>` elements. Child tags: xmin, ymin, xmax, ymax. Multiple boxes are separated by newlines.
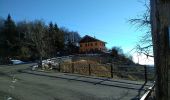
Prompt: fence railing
<box><xmin>56</xmin><ymin>62</ymin><xmax>155</xmax><ymax>82</ymax></box>
<box><xmin>140</xmin><ymin>83</ymin><xmax>155</xmax><ymax>100</ymax></box>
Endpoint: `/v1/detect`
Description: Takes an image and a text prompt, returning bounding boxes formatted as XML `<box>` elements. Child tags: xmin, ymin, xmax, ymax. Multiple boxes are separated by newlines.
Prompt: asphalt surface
<box><xmin>0</xmin><ymin>64</ymin><xmax>152</xmax><ymax>100</ymax></box>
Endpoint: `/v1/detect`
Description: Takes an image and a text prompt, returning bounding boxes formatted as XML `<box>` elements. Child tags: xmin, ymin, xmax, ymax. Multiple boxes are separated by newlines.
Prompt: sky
<box><xmin>0</xmin><ymin>0</ymin><xmax>154</xmax><ymax>65</ymax></box>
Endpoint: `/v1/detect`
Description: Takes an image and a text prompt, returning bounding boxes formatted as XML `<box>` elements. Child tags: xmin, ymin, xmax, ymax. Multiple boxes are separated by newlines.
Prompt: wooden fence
<box><xmin>56</xmin><ymin>62</ymin><xmax>155</xmax><ymax>82</ymax></box>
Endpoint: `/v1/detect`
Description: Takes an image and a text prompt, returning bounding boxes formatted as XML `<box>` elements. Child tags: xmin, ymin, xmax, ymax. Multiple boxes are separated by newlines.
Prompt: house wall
<box><xmin>79</xmin><ymin>41</ymin><xmax>105</xmax><ymax>53</ymax></box>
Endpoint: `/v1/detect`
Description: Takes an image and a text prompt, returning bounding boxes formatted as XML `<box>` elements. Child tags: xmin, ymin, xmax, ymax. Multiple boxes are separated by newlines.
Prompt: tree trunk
<box><xmin>150</xmin><ymin>0</ymin><xmax>170</xmax><ymax>100</ymax></box>
<box><xmin>38</xmin><ymin>56</ymin><xmax>43</xmax><ymax>68</ymax></box>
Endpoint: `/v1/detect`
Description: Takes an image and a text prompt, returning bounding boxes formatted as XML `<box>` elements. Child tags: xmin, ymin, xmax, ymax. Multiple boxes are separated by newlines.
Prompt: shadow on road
<box><xmin>18</xmin><ymin>69</ymin><xmax>149</xmax><ymax>92</ymax></box>
<box><xmin>131</xmin><ymin>82</ymin><xmax>147</xmax><ymax>100</ymax></box>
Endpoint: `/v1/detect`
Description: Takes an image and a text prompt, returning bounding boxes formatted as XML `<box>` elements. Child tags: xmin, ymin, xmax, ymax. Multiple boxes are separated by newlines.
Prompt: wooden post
<box><xmin>58</xmin><ymin>63</ymin><xmax>60</xmax><ymax>72</ymax></box>
<box><xmin>88</xmin><ymin>64</ymin><xmax>91</xmax><ymax>75</ymax></box>
<box><xmin>72</xmin><ymin>62</ymin><xmax>74</xmax><ymax>73</ymax></box>
<box><xmin>111</xmin><ymin>64</ymin><xmax>113</xmax><ymax>78</ymax></box>
<box><xmin>144</xmin><ymin>65</ymin><xmax>147</xmax><ymax>83</ymax></box>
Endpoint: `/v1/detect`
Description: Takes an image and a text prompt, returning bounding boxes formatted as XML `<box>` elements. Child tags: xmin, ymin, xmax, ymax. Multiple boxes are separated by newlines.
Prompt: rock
<box><xmin>32</xmin><ymin>65</ymin><xmax>38</xmax><ymax>70</ymax></box>
<box><xmin>45</xmin><ymin>65</ymin><xmax>49</xmax><ymax>69</ymax></box>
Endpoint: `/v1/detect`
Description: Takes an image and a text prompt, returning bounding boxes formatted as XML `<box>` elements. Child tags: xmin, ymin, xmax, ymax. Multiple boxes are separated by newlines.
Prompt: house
<box><xmin>79</xmin><ymin>35</ymin><xmax>106</xmax><ymax>53</ymax></box>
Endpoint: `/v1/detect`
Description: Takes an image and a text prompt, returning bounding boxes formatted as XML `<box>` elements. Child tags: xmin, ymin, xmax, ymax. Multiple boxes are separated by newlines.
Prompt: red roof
<box><xmin>79</xmin><ymin>35</ymin><xmax>106</xmax><ymax>43</ymax></box>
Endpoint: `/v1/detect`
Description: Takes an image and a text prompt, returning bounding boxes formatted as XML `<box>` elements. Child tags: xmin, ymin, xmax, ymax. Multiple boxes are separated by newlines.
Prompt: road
<box><xmin>0</xmin><ymin>64</ymin><xmax>152</xmax><ymax>100</ymax></box>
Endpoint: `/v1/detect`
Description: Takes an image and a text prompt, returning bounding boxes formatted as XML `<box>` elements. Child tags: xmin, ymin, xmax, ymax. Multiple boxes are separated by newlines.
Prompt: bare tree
<box><xmin>129</xmin><ymin>0</ymin><xmax>154</xmax><ymax>58</ymax></box>
<box><xmin>30</xmin><ymin>20</ymin><xmax>46</xmax><ymax>67</ymax></box>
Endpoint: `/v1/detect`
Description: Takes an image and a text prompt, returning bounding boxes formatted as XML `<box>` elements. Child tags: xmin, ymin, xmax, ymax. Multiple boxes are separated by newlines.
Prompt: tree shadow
<box><xmin>131</xmin><ymin>82</ymin><xmax>147</xmax><ymax>100</ymax></box>
<box><xmin>19</xmin><ymin>69</ymin><xmax>148</xmax><ymax>91</ymax></box>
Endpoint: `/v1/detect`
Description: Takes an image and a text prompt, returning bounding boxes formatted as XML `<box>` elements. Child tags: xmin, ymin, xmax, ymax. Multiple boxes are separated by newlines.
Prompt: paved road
<box><xmin>0</xmin><ymin>64</ymin><xmax>152</xmax><ymax>100</ymax></box>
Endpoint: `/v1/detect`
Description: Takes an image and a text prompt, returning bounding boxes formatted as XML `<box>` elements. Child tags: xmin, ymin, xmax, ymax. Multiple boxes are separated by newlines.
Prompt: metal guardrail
<box><xmin>140</xmin><ymin>82</ymin><xmax>155</xmax><ymax>100</ymax></box>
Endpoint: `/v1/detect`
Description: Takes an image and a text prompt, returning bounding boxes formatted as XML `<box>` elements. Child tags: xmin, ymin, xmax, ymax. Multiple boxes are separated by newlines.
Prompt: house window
<box><xmin>95</xmin><ymin>42</ymin><xmax>97</xmax><ymax>46</ymax></box>
<box><xmin>91</xmin><ymin>43</ymin><xmax>93</xmax><ymax>46</ymax></box>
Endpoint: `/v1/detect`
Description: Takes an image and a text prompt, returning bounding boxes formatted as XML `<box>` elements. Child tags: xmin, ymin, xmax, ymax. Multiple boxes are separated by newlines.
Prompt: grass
<box><xmin>60</xmin><ymin>60</ymin><xmax>111</xmax><ymax>78</ymax></box>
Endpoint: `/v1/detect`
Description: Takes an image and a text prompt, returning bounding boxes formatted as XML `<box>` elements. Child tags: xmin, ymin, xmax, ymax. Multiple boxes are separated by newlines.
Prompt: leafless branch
<box><xmin>129</xmin><ymin>0</ymin><xmax>154</xmax><ymax>58</ymax></box>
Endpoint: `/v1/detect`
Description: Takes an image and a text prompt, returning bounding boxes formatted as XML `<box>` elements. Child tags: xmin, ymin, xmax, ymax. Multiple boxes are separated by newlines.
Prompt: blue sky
<box><xmin>0</xmin><ymin>0</ymin><xmax>147</xmax><ymax>54</ymax></box>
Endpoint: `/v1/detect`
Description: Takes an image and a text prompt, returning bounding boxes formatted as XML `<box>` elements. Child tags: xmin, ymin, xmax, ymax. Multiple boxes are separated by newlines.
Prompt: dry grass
<box><xmin>58</xmin><ymin>60</ymin><xmax>154</xmax><ymax>81</ymax></box>
<box><xmin>60</xmin><ymin>60</ymin><xmax>112</xmax><ymax>78</ymax></box>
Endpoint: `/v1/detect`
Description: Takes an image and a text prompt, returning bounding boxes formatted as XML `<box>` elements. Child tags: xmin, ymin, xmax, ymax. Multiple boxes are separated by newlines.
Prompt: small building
<box><xmin>79</xmin><ymin>35</ymin><xmax>106</xmax><ymax>53</ymax></box>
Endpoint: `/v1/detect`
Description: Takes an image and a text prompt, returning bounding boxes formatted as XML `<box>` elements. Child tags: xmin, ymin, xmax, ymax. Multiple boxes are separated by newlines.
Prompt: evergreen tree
<box><xmin>0</xmin><ymin>14</ymin><xmax>82</xmax><ymax>63</ymax></box>
<box><xmin>1</xmin><ymin>14</ymin><xmax>19</xmax><ymax>58</ymax></box>
<box><xmin>4</xmin><ymin>14</ymin><xmax>18</xmax><ymax>43</ymax></box>
<box><xmin>44</xmin><ymin>22</ymin><xmax>54</xmax><ymax>57</ymax></box>
<box><xmin>54</xmin><ymin>23</ymin><xmax>64</xmax><ymax>52</ymax></box>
